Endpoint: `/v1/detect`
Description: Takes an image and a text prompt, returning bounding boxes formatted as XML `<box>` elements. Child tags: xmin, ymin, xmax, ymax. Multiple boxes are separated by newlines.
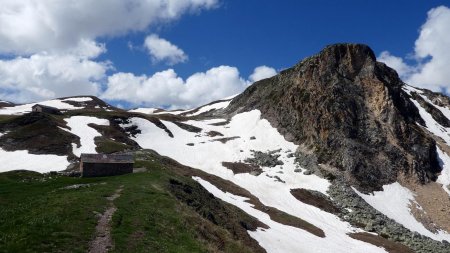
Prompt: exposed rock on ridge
<box><xmin>226</xmin><ymin>43</ymin><xmax>440</xmax><ymax>192</ymax></box>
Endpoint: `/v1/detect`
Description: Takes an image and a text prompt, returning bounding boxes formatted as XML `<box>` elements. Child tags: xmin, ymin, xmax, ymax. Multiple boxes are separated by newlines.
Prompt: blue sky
<box><xmin>101</xmin><ymin>0</ymin><xmax>443</xmax><ymax>78</ymax></box>
<box><xmin>0</xmin><ymin>1</ymin><xmax>449</xmax><ymax>108</ymax></box>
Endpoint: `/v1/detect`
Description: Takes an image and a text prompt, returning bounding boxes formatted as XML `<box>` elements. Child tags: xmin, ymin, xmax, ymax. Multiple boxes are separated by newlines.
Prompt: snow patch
<box><xmin>437</xmin><ymin>147</ymin><xmax>450</xmax><ymax>196</ymax></box>
<box><xmin>186</xmin><ymin>100</ymin><xmax>231</xmax><ymax>116</ymax></box>
<box><xmin>354</xmin><ymin>182</ymin><xmax>450</xmax><ymax>241</ymax></box>
<box><xmin>0</xmin><ymin>148</ymin><xmax>69</xmax><ymax>173</ymax></box>
<box><xmin>129</xmin><ymin>108</ymin><xmax>158</xmax><ymax>114</ymax></box>
<box><xmin>64</xmin><ymin>116</ymin><xmax>109</xmax><ymax>157</ymax></box>
<box><xmin>61</xmin><ymin>97</ymin><xmax>93</xmax><ymax>102</ymax></box>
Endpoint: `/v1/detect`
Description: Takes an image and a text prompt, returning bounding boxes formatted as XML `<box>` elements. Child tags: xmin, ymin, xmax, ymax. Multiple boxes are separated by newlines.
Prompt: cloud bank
<box><xmin>102</xmin><ymin>65</ymin><xmax>277</xmax><ymax>109</ymax></box>
<box><xmin>0</xmin><ymin>0</ymin><xmax>218</xmax><ymax>104</ymax></box>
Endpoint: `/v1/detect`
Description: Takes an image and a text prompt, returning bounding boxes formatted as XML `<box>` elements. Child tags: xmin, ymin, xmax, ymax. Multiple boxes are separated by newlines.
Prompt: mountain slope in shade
<box><xmin>2</xmin><ymin>44</ymin><xmax>450</xmax><ymax>253</ymax></box>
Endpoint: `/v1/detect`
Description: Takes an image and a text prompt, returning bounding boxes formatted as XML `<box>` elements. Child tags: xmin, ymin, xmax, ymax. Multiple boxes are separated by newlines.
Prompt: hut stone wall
<box><xmin>81</xmin><ymin>162</ymin><xmax>133</xmax><ymax>177</ymax></box>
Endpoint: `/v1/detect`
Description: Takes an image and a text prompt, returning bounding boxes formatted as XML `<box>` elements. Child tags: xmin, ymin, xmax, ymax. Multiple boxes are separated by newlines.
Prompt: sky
<box><xmin>0</xmin><ymin>0</ymin><xmax>449</xmax><ymax>109</ymax></box>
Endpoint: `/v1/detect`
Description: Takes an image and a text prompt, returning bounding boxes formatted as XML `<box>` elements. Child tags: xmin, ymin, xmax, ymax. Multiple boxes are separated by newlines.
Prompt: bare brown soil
<box><xmin>400</xmin><ymin>176</ymin><xmax>450</xmax><ymax>234</ymax></box>
<box><xmin>88</xmin><ymin>185</ymin><xmax>124</xmax><ymax>253</ymax></box>
<box><xmin>290</xmin><ymin>188</ymin><xmax>339</xmax><ymax>214</ymax></box>
<box><xmin>349</xmin><ymin>232</ymin><xmax>415</xmax><ymax>253</ymax></box>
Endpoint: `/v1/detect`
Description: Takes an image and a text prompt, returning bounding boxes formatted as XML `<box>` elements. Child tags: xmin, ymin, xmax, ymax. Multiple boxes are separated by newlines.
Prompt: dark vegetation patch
<box><xmin>0</xmin><ymin>112</ymin><xmax>79</xmax><ymax>160</ymax></box>
<box><xmin>0</xmin><ymin>115</ymin><xmax>19</xmax><ymax>123</ymax></box>
<box><xmin>172</xmin><ymin>121</ymin><xmax>202</xmax><ymax>133</ymax></box>
<box><xmin>94</xmin><ymin>137</ymin><xmax>133</xmax><ymax>154</ymax></box>
<box><xmin>209</xmin><ymin>119</ymin><xmax>230</xmax><ymax>126</ymax></box>
<box><xmin>143</xmin><ymin>150</ymin><xmax>325</xmax><ymax>238</ymax></box>
<box><xmin>168</xmin><ymin>178</ymin><xmax>266</xmax><ymax>253</ymax></box>
<box><xmin>0</xmin><ymin>101</ymin><xmax>14</xmax><ymax>108</ymax></box>
<box><xmin>349</xmin><ymin>232</ymin><xmax>415</xmax><ymax>253</ymax></box>
<box><xmin>152</xmin><ymin>108</ymin><xmax>165</xmax><ymax>113</ymax></box>
<box><xmin>88</xmin><ymin>121</ymin><xmax>140</xmax><ymax>154</ymax></box>
<box><xmin>207</xmin><ymin>130</ymin><xmax>224</xmax><ymax>137</ymax></box>
<box><xmin>211</xmin><ymin>136</ymin><xmax>240</xmax><ymax>144</ymax></box>
<box><xmin>145</xmin><ymin>113</ymin><xmax>186</xmax><ymax>122</ymax></box>
<box><xmin>290</xmin><ymin>188</ymin><xmax>339</xmax><ymax>214</ymax></box>
<box><xmin>221</xmin><ymin>162</ymin><xmax>262</xmax><ymax>176</ymax></box>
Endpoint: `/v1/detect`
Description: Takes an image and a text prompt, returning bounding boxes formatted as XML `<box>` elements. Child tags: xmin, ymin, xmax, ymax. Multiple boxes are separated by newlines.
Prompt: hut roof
<box><xmin>81</xmin><ymin>153</ymin><xmax>134</xmax><ymax>164</ymax></box>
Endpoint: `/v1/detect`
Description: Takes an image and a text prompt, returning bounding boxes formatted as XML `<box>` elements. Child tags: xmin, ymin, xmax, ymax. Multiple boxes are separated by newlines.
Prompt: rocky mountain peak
<box><xmin>226</xmin><ymin>43</ymin><xmax>440</xmax><ymax>192</ymax></box>
<box><xmin>310</xmin><ymin>43</ymin><xmax>376</xmax><ymax>80</ymax></box>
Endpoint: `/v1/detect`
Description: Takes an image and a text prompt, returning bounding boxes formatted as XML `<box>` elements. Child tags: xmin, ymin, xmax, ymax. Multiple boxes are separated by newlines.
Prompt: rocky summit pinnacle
<box><xmin>313</xmin><ymin>43</ymin><xmax>377</xmax><ymax>80</ymax></box>
<box><xmin>227</xmin><ymin>43</ymin><xmax>440</xmax><ymax>192</ymax></box>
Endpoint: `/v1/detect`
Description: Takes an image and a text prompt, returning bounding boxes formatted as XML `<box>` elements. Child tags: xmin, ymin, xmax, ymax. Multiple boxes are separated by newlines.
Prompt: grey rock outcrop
<box><xmin>226</xmin><ymin>43</ymin><xmax>440</xmax><ymax>192</ymax></box>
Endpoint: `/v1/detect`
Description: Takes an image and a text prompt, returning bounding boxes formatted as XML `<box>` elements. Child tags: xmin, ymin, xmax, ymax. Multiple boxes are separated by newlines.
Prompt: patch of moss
<box><xmin>95</xmin><ymin>137</ymin><xmax>132</xmax><ymax>154</ymax></box>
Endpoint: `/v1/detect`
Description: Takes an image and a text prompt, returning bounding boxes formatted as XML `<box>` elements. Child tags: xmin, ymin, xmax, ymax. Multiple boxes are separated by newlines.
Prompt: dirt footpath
<box><xmin>88</xmin><ymin>185</ymin><xmax>124</xmax><ymax>253</ymax></box>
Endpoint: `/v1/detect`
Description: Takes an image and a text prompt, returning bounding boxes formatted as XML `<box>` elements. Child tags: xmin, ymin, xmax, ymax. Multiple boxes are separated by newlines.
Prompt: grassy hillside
<box><xmin>0</xmin><ymin>151</ymin><xmax>264</xmax><ymax>253</ymax></box>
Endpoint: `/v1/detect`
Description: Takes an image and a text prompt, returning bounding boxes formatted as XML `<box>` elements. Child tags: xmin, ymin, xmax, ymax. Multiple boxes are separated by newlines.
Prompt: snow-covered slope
<box><xmin>354</xmin><ymin>183</ymin><xmax>450</xmax><ymax>241</ymax></box>
<box><xmin>0</xmin><ymin>97</ymin><xmax>95</xmax><ymax>115</ymax></box>
<box><xmin>128</xmin><ymin>108</ymin><xmax>159</xmax><ymax>114</ymax></box>
<box><xmin>121</xmin><ymin>109</ymin><xmax>392</xmax><ymax>253</ymax></box>
<box><xmin>127</xmin><ymin>98</ymin><xmax>232</xmax><ymax>116</ymax></box>
<box><xmin>403</xmin><ymin>85</ymin><xmax>450</xmax><ymax>196</ymax></box>
<box><xmin>64</xmin><ymin>116</ymin><xmax>109</xmax><ymax>157</ymax></box>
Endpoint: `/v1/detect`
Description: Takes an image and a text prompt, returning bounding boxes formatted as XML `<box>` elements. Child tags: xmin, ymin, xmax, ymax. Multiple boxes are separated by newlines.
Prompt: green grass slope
<box><xmin>0</xmin><ymin>151</ymin><xmax>264</xmax><ymax>253</ymax></box>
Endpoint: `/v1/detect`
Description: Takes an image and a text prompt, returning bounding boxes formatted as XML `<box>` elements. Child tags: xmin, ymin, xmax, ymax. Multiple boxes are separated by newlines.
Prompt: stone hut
<box><xmin>80</xmin><ymin>153</ymin><xmax>134</xmax><ymax>177</ymax></box>
<box><xmin>32</xmin><ymin>104</ymin><xmax>62</xmax><ymax>115</ymax></box>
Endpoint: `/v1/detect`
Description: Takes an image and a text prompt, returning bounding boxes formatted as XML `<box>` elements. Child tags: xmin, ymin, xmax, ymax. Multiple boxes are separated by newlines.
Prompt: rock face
<box><xmin>226</xmin><ymin>43</ymin><xmax>441</xmax><ymax>192</ymax></box>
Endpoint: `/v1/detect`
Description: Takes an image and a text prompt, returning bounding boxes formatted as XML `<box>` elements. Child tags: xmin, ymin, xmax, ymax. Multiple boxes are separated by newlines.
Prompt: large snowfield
<box><xmin>64</xmin><ymin>116</ymin><xmax>110</xmax><ymax>157</ymax></box>
<box><xmin>122</xmin><ymin>109</ymin><xmax>392</xmax><ymax>253</ymax></box>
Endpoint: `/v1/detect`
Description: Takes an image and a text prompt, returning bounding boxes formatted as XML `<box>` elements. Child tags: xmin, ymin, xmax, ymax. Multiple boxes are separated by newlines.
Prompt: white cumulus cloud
<box><xmin>144</xmin><ymin>34</ymin><xmax>188</xmax><ymax>65</ymax></box>
<box><xmin>0</xmin><ymin>41</ymin><xmax>110</xmax><ymax>103</ymax></box>
<box><xmin>378</xmin><ymin>6</ymin><xmax>450</xmax><ymax>93</ymax></box>
<box><xmin>249</xmin><ymin>65</ymin><xmax>277</xmax><ymax>83</ymax></box>
<box><xmin>102</xmin><ymin>65</ymin><xmax>277</xmax><ymax>109</ymax></box>
<box><xmin>0</xmin><ymin>0</ymin><xmax>218</xmax><ymax>55</ymax></box>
